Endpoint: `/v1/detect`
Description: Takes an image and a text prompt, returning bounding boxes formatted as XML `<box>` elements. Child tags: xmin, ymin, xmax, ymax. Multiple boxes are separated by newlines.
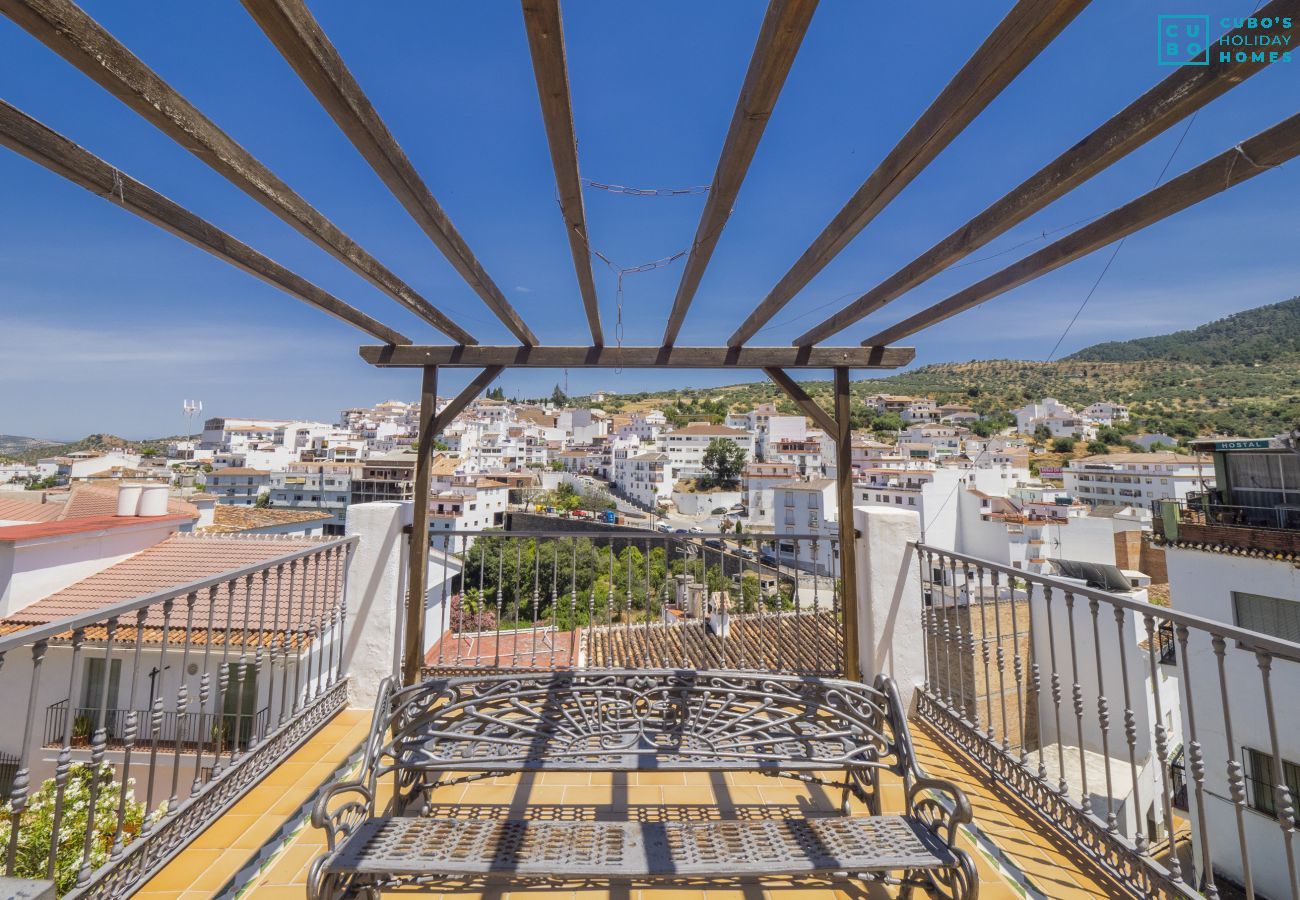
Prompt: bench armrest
<box><xmin>311</xmin><ymin>779</ymin><xmax>374</xmax><ymax>851</ymax></box>
<box><xmin>906</xmin><ymin>775</ymin><xmax>972</xmax><ymax>850</ymax></box>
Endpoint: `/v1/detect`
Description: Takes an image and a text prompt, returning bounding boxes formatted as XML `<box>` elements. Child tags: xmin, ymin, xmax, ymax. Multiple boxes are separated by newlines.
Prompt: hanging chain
<box><xmin>581</xmin><ymin>176</ymin><xmax>710</xmax><ymax>197</ymax></box>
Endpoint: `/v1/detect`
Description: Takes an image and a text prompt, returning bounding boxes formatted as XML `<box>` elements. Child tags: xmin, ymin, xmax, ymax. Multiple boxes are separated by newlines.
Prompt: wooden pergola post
<box><xmin>833</xmin><ymin>367</ymin><xmax>860</xmax><ymax>680</ymax></box>
<box><xmin>404</xmin><ymin>364</ymin><xmax>438</xmax><ymax>685</ymax></box>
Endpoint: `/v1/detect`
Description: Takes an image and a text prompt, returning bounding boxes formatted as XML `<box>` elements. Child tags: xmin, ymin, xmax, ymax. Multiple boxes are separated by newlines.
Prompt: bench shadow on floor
<box><xmin>243</xmin><ymin>765</ymin><xmax>1026</xmax><ymax>899</ymax></box>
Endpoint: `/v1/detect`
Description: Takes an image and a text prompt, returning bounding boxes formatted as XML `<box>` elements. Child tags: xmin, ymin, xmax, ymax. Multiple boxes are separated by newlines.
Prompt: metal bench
<box><xmin>309</xmin><ymin>669</ymin><xmax>977</xmax><ymax>899</ymax></box>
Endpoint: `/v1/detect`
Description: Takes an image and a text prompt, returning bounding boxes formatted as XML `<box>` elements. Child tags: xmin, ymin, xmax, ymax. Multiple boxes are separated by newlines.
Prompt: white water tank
<box><xmin>116</xmin><ymin>483</ymin><xmax>143</xmax><ymax>516</ymax></box>
<box><xmin>138</xmin><ymin>483</ymin><xmax>169</xmax><ymax>517</ymax></box>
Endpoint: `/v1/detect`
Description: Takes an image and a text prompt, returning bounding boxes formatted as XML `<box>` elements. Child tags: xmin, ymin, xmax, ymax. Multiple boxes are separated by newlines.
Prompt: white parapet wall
<box><xmin>342</xmin><ymin>501</ymin><xmax>411</xmax><ymax>709</ymax></box>
<box><xmin>853</xmin><ymin>504</ymin><xmax>925</xmax><ymax>711</ymax></box>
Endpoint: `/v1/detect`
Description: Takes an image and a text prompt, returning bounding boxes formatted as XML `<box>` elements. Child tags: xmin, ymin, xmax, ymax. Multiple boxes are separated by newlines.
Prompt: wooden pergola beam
<box><xmin>435</xmin><ymin>366</ymin><xmax>506</xmax><ymax>434</ymax></box>
<box><xmin>762</xmin><ymin>367</ymin><xmax>837</xmax><ymax>436</ymax></box>
<box><xmin>660</xmin><ymin>0</ymin><xmax>819</xmax><ymax>347</ymax></box>
<box><xmin>0</xmin><ymin>99</ymin><xmax>409</xmax><ymax>346</ymax></box>
<box><xmin>405</xmin><ymin>364</ymin><xmax>438</xmax><ymax>685</ymax></box>
<box><xmin>794</xmin><ymin>0</ymin><xmax>1296</xmax><ymax>346</ymax></box>
<box><xmin>0</xmin><ymin>0</ymin><xmax>474</xmax><ymax>344</ymax></box>
<box><xmin>360</xmin><ymin>344</ymin><xmax>914</xmax><ymax>369</ymax></box>
<box><xmin>862</xmin><ymin>112</ymin><xmax>1300</xmax><ymax>347</ymax></box>
<box><xmin>241</xmin><ymin>0</ymin><xmax>538</xmax><ymax>347</ymax></box>
<box><xmin>726</xmin><ymin>0</ymin><xmax>1089</xmax><ymax>348</ymax></box>
<box><xmin>521</xmin><ymin>0</ymin><xmax>603</xmax><ymax>346</ymax></box>
<box><xmin>832</xmin><ymin>366</ymin><xmax>859</xmax><ymax>680</ymax></box>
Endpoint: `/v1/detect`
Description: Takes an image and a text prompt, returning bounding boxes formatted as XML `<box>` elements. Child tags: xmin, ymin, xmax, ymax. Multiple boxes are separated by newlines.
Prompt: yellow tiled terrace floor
<box><xmin>133</xmin><ymin>704</ymin><xmax>1135</xmax><ymax>899</ymax></box>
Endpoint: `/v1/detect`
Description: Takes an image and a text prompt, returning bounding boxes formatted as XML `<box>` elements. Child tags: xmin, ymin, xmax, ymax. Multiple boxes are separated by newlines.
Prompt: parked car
<box><xmin>703</xmin><ymin>538</ymin><xmax>724</xmax><ymax>550</ymax></box>
<box><xmin>688</xmin><ymin>526</ymin><xmax>704</xmax><ymax>534</ymax></box>
<box><xmin>655</xmin><ymin>522</ymin><xmax>671</xmax><ymax>533</ymax></box>
<box><xmin>673</xmin><ymin>528</ymin><xmax>688</xmax><ymax>534</ymax></box>
<box><xmin>736</xmin><ymin>547</ymin><xmax>756</xmax><ymax>560</ymax></box>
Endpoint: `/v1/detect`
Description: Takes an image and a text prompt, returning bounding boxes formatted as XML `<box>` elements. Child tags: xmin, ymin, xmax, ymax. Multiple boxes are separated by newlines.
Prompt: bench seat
<box><xmin>326</xmin><ymin>815</ymin><xmax>958</xmax><ymax>879</ymax></box>
<box><xmin>309</xmin><ymin>670</ymin><xmax>977</xmax><ymax>899</ymax></box>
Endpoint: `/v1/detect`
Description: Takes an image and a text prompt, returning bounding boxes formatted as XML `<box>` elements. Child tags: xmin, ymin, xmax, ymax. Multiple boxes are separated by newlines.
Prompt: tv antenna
<box><xmin>182</xmin><ymin>400</ymin><xmax>203</xmax><ymax>445</ymax></box>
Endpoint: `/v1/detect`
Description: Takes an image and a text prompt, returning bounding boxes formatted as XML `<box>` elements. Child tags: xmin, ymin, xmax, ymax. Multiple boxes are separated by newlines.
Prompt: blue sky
<box><xmin>1</xmin><ymin>1</ymin><xmax>1297</xmax><ymax>439</ymax></box>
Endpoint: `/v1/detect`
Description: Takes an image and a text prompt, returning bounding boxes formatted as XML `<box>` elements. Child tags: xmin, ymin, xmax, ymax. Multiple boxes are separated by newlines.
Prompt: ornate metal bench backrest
<box><xmin>363</xmin><ymin>670</ymin><xmax>910</xmax><ymax>799</ymax></box>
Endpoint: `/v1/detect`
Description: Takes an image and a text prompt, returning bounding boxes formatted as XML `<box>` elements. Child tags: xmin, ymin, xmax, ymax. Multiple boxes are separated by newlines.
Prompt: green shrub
<box><xmin>0</xmin><ymin>762</ymin><xmax>152</xmax><ymax>895</ymax></box>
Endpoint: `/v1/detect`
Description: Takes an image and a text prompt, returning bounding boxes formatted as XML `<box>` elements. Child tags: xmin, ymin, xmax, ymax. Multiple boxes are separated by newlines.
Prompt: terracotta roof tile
<box><xmin>0</xmin><ymin>498</ymin><xmax>64</xmax><ymax>523</ymax></box>
<box><xmin>198</xmin><ymin>506</ymin><xmax>332</xmax><ymax>534</ymax></box>
<box><xmin>1</xmin><ymin>533</ymin><xmax>341</xmax><ymax>641</ymax></box>
<box><xmin>0</xmin><ymin>515</ymin><xmax>191</xmax><ymax>542</ymax></box>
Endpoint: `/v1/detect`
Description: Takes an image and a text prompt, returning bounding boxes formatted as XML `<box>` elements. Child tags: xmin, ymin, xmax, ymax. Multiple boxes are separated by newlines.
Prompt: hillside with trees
<box><xmin>590</xmin><ymin>295</ymin><xmax>1300</xmax><ymax>440</ymax></box>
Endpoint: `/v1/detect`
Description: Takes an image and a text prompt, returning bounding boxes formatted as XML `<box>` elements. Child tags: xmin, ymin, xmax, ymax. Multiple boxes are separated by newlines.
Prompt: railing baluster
<box><xmin>168</xmin><ymin>592</ymin><xmax>199</xmax><ymax>811</ymax></box>
<box><xmin>146</xmin><ymin>597</ymin><xmax>175</xmax><ymax>815</ymax></box>
<box><xmin>919</xmin><ymin>548</ymin><xmax>931</xmax><ymax>694</ymax></box>
<box><xmin>991</xmin><ymin>570</ymin><xmax>1011</xmax><ymax>754</ymax></box>
<box><xmin>1088</xmin><ymin>597</ymin><xmax>1117</xmax><ymax>832</ymax></box>
<box><xmin>531</xmin><ymin>539</ymin><xmax>541</xmax><ymax>666</ymax></box>
<box><xmin>512</xmin><ymin>541</ymin><xmax>523</xmax><ymax>667</ymax></box>
<box><xmin>291</xmin><ymin>561</ymin><xmax>305</xmax><ymax>717</ymax></box>
<box><xmin>76</xmin><ymin>617</ymin><xmax>119</xmax><ymax>888</ymax></box>
<box><xmin>1177</xmin><ymin>624</ymin><xmax>1218</xmax><ymax>898</ymax></box>
<box><xmin>305</xmin><ymin>555</ymin><xmax>322</xmax><ymax>703</ymax></box>
<box><xmin>232</xmin><ymin>575</ymin><xmax>253</xmax><ymax>764</ymax></box>
<box><xmin>1044</xmin><ymin>586</ymin><xmax>1068</xmax><ymax>797</ymax></box>
<box><xmin>270</xmin><ymin>565</ymin><xmax>285</xmax><ymax>728</ymax></box>
<box><xmin>1257</xmin><ymin>648</ymin><xmax>1299</xmax><ymax>899</ymax></box>
<box><xmin>1143</xmin><ymin>611</ymin><xmax>1183</xmax><ymax>884</ymax></box>
<box><xmin>251</xmin><ymin>569</ymin><xmax>271</xmax><ymax>748</ymax></box>
<box><xmin>956</xmin><ymin>559</ymin><xmax>977</xmax><ymax>725</ymax></box>
<box><xmin>1212</xmin><ymin>634</ymin><xmax>1254</xmax><ymax>897</ymax></box>
<box><xmin>321</xmin><ymin>549</ymin><xmax>337</xmax><ymax>695</ymax></box>
<box><xmin>569</xmin><ymin>538</ymin><xmax>578</xmax><ymax>665</ymax></box>
<box><xmin>1027</xmin><ymin>580</ymin><xmax>1047</xmax><ymax>781</ymax></box>
<box><xmin>47</xmin><ymin>627</ymin><xmax>85</xmax><ymax>880</ymax></box>
<box><xmin>1010</xmin><ymin>574</ymin><xmax>1027</xmax><ymax>765</ymax></box>
<box><xmin>975</xmin><ymin>566</ymin><xmax>994</xmax><ymax>744</ymax></box>
<box><xmin>336</xmin><ymin>544</ymin><xmax>351</xmax><ymax>682</ymax></box>
<box><xmin>1063</xmin><ymin>591</ymin><xmax>1092</xmax><ymax>816</ymax></box>
<box><xmin>942</xmin><ymin>555</ymin><xmax>958</xmax><ymax>712</ymax></box>
<box><xmin>194</xmin><ymin>585</ymin><xmax>218</xmax><ymax>794</ymax></box>
<box><xmin>213</xmin><ymin>583</ymin><xmax>235</xmax><ymax>775</ymax></box>
<box><xmin>8</xmin><ymin>640</ymin><xmax>47</xmax><ymax>875</ymax></box>
<box><xmin>1112</xmin><ymin>607</ymin><xmax>1142</xmax><ymax>848</ymax></box>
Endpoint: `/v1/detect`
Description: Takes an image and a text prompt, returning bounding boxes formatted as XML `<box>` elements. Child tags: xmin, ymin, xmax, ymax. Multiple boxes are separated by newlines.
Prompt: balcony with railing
<box><xmin>4</xmin><ymin>503</ymin><xmax>1300</xmax><ymax>899</ymax></box>
<box><xmin>1154</xmin><ymin>494</ymin><xmax>1300</xmax><ymax>556</ymax></box>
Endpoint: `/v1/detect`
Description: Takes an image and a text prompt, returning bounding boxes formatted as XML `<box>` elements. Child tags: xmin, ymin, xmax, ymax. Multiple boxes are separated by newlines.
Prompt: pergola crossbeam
<box><xmin>862</xmin><ymin>112</ymin><xmax>1300</xmax><ymax>347</ymax></box>
<box><xmin>521</xmin><ymin>0</ymin><xmax>603</xmax><ymax>346</ymax></box>
<box><xmin>0</xmin><ymin>99</ymin><xmax>409</xmax><ymax>346</ymax></box>
<box><xmin>0</xmin><ymin>0</ymin><xmax>474</xmax><ymax>344</ymax></box>
<box><xmin>794</xmin><ymin>1</ymin><xmax>1296</xmax><ymax>346</ymax></box>
<box><xmin>660</xmin><ymin>0</ymin><xmax>819</xmax><ymax>347</ymax></box>
<box><xmin>241</xmin><ymin>0</ymin><xmax>538</xmax><ymax>346</ymax></box>
<box><xmin>726</xmin><ymin>0</ymin><xmax>1089</xmax><ymax>347</ymax></box>
<box><xmin>360</xmin><ymin>345</ymin><xmax>913</xmax><ymax>369</ymax></box>
<box><xmin>763</xmin><ymin>367</ymin><xmax>837</xmax><ymax>436</ymax></box>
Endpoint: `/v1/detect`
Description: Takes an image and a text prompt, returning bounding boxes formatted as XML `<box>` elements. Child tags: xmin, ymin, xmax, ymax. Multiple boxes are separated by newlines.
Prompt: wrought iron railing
<box><xmin>915</xmin><ymin>543</ymin><xmax>1300</xmax><ymax>900</ymax></box>
<box><xmin>43</xmin><ymin>700</ymin><xmax>271</xmax><ymax>753</ymax></box>
<box><xmin>423</xmin><ymin>529</ymin><xmax>844</xmax><ymax>676</ymax></box>
<box><xmin>1160</xmin><ymin>495</ymin><xmax>1300</xmax><ymax>532</ymax></box>
<box><xmin>0</xmin><ymin>535</ymin><xmax>355</xmax><ymax>898</ymax></box>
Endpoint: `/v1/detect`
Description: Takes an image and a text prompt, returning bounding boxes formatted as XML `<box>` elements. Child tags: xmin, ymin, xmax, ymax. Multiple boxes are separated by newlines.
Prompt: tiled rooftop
<box><xmin>0</xmin><ymin>532</ymin><xmax>338</xmax><ymax>640</ymax></box>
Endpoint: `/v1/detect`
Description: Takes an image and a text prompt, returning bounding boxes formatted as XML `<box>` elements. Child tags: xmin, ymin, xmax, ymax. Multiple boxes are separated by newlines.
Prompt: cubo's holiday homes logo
<box><xmin>1159</xmin><ymin>13</ymin><xmax>1294</xmax><ymax>66</ymax></box>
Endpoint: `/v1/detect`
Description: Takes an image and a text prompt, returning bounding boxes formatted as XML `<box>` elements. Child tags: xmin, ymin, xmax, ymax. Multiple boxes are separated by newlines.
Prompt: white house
<box><xmin>204</xmin><ymin>467</ymin><xmax>270</xmax><ymax>505</ymax></box>
<box><xmin>1064</xmin><ymin>452</ymin><xmax>1210</xmax><ymax>509</ymax></box>
<box><xmin>1082</xmin><ymin>401</ymin><xmax>1130</xmax><ymax>426</ymax></box>
<box><xmin>771</xmin><ymin>479</ymin><xmax>837</xmax><ymax>575</ymax></box>
<box><xmin>741</xmin><ymin>462</ymin><xmax>797</xmax><ymax>525</ymax></box>
<box><xmin>725</xmin><ymin>404</ymin><xmax>805</xmax><ymax>461</ymax></box>
<box><xmin>660</xmin><ymin>424</ymin><xmax>753</xmax><ymax>480</ymax></box>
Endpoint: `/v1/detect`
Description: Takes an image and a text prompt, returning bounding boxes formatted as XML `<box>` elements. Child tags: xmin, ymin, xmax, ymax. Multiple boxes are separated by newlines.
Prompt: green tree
<box><xmin>255</xmin><ymin>492</ymin><xmax>271</xmax><ymax>508</ymax></box>
<box><xmin>551</xmin><ymin>384</ymin><xmax>568</xmax><ymax>406</ymax></box>
<box><xmin>1051</xmin><ymin>436</ymin><xmax>1077</xmax><ymax>454</ymax></box>
<box><xmin>701</xmin><ymin>438</ymin><xmax>747</xmax><ymax>488</ymax></box>
<box><xmin>1085</xmin><ymin>440</ymin><xmax>1110</xmax><ymax>455</ymax></box>
<box><xmin>1033</xmin><ymin>424</ymin><xmax>1053</xmax><ymax>444</ymax></box>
